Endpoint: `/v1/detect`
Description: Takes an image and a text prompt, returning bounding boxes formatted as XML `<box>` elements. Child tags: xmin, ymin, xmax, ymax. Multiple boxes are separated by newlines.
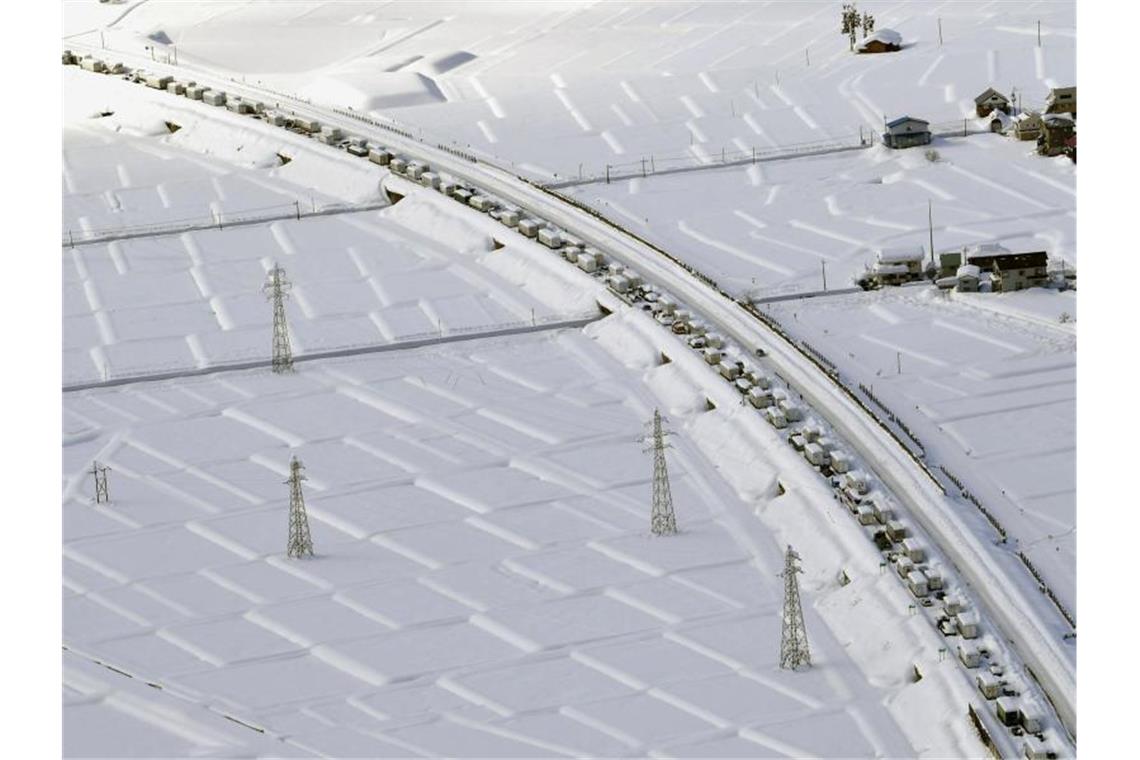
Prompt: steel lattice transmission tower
<box><xmin>91</xmin><ymin>461</ymin><xmax>111</xmax><ymax>505</ymax></box>
<box><xmin>641</xmin><ymin>408</ymin><xmax>678</xmax><ymax>536</ymax></box>
<box><xmin>263</xmin><ymin>262</ymin><xmax>294</xmax><ymax>374</ymax></box>
<box><xmin>285</xmin><ymin>456</ymin><xmax>314</xmax><ymax>559</ymax></box>
<box><xmin>779</xmin><ymin>545</ymin><xmax>811</xmax><ymax>670</ymax></box>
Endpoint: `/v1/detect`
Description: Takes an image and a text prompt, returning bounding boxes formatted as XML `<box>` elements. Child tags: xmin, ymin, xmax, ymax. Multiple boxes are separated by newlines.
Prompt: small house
<box><xmin>907</xmin><ymin>570</ymin><xmax>929</xmax><ymax>597</ymax></box>
<box><xmin>966</xmin><ymin>247</ymin><xmax>1049</xmax><ymax>291</ymax></box>
<box><xmin>873</xmin><ymin>246</ymin><xmax>926</xmax><ymax>285</ymax></box>
<box><xmin>882</xmin><ymin>116</ymin><xmax>932</xmax><ymax>149</ymax></box>
<box><xmin>1044</xmin><ymin>85</ymin><xmax>1076</xmax><ymax>117</ymax></box>
<box><xmin>958</xmin><ymin>644</ymin><xmax>982</xmax><ymax>668</ymax></box>
<box><xmin>977</xmin><ymin>671</ymin><xmax>1003</xmax><ymax>699</ymax></box>
<box><xmin>1013</xmin><ymin>112</ymin><xmax>1044</xmax><ymax>141</ymax></box>
<box><xmin>996</xmin><ymin>698</ymin><xmax>1021</xmax><ymax>727</ymax></box>
<box><xmin>938</xmin><ymin>250</ymin><xmax>963</xmax><ymax>279</ymax></box>
<box><xmin>974</xmin><ymin>87</ymin><xmax>1011</xmax><ymax>117</ymax></box>
<box><xmin>857</xmin><ymin>28</ymin><xmax>903</xmax><ymax>53</ymax></box>
<box><xmin>1037</xmin><ymin>114</ymin><xmax>1075</xmax><ymax>157</ymax></box>
<box><xmin>956</xmin><ymin>264</ymin><xmax>981</xmax><ymax>293</ymax></box>
<box><xmin>956</xmin><ymin>610</ymin><xmax>980</xmax><ymax>639</ymax></box>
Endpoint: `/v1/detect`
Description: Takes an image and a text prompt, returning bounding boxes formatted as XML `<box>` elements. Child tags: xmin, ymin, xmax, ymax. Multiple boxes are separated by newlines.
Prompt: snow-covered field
<box><xmin>63</xmin><ymin>70</ymin><xmax>601</xmax><ymax>385</ymax></box>
<box><xmin>61</xmin><ymin>1</ymin><xmax>1079</xmax><ymax>756</ymax></box>
<box><xmin>83</xmin><ymin>1</ymin><xmax>1075</xmax><ymax>175</ymax></box>
<box><xmin>566</xmin><ymin>135</ymin><xmax>1075</xmax><ymax>298</ymax></box>
<box><xmin>65</xmin><ymin>322</ymin><xmax>995</xmax><ymax>758</ymax></box>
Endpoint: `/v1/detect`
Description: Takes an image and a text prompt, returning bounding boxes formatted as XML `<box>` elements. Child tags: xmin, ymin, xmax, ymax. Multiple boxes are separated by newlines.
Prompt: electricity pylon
<box><xmin>779</xmin><ymin>545</ymin><xmax>811</xmax><ymax>670</ymax></box>
<box><xmin>263</xmin><ymin>263</ymin><xmax>294</xmax><ymax>373</ymax></box>
<box><xmin>641</xmin><ymin>408</ymin><xmax>678</xmax><ymax>536</ymax></box>
<box><xmin>91</xmin><ymin>461</ymin><xmax>111</xmax><ymax>504</ymax></box>
<box><xmin>285</xmin><ymin>456</ymin><xmax>314</xmax><ymax>558</ymax></box>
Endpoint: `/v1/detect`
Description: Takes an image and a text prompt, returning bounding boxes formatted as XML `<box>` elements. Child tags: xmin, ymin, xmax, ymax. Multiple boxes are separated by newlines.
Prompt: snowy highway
<box><xmin>64</xmin><ymin>41</ymin><xmax>1075</xmax><ymax>746</ymax></box>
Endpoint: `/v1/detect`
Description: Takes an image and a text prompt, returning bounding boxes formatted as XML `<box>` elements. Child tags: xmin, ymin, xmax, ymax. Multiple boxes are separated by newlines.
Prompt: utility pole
<box><xmin>821</xmin><ymin>260</ymin><xmax>827</xmax><ymax>291</ymax></box>
<box><xmin>642</xmin><ymin>409</ymin><xmax>678</xmax><ymax>536</ymax></box>
<box><xmin>805</xmin><ymin>47</ymin><xmax>810</xmax><ymax>67</ymax></box>
<box><xmin>1037</xmin><ymin>20</ymin><xmax>1041</xmax><ymax>47</ymax></box>
<box><xmin>897</xmin><ymin>351</ymin><xmax>902</xmax><ymax>375</ymax></box>
<box><xmin>779</xmin><ymin>545</ymin><xmax>811</xmax><ymax>670</ymax></box>
<box><xmin>606</xmin><ymin>164</ymin><xmax>611</xmax><ymax>184</ymax></box>
<box><xmin>928</xmin><ymin>199</ymin><xmax>935</xmax><ymax>268</ymax></box>
<box><xmin>91</xmin><ymin>461</ymin><xmax>111</xmax><ymax>505</ymax></box>
<box><xmin>285</xmin><ymin>456</ymin><xmax>314</xmax><ymax>558</ymax></box>
<box><xmin>938</xmin><ymin>18</ymin><xmax>943</xmax><ymax>46</ymax></box>
<box><xmin>263</xmin><ymin>263</ymin><xmax>294</xmax><ymax>373</ymax></box>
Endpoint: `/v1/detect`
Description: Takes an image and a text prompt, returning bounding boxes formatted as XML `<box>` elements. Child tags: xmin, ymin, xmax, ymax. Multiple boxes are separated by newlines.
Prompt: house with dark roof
<box><xmin>974</xmin><ymin>88</ymin><xmax>1011</xmax><ymax>117</ymax></box>
<box><xmin>1038</xmin><ymin>114</ymin><xmax>1075</xmax><ymax>157</ymax></box>
<box><xmin>881</xmin><ymin>116</ymin><xmax>931</xmax><ymax>149</ymax></box>
<box><xmin>965</xmin><ymin>246</ymin><xmax>1049</xmax><ymax>291</ymax></box>
<box><xmin>1045</xmin><ymin>86</ymin><xmax>1076</xmax><ymax>118</ymax></box>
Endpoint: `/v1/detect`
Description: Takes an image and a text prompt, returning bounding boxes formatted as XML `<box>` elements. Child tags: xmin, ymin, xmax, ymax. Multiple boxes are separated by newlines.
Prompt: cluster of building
<box><xmin>879</xmin><ymin>86</ymin><xmax>1075</xmax><ymax>162</ymax></box>
<box><xmin>976</xmin><ymin>86</ymin><xmax>1076</xmax><ymax>160</ymax></box>
<box><xmin>864</xmin><ymin>243</ymin><xmax>1061</xmax><ymax>294</ymax></box>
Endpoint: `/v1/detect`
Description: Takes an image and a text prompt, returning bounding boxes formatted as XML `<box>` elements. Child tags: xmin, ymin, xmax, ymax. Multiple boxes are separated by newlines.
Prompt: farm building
<box><xmin>938</xmin><ymin>250</ymin><xmax>963</xmax><ymax>279</ymax></box>
<box><xmin>965</xmin><ymin>246</ymin><xmax>1049</xmax><ymax>291</ymax></box>
<box><xmin>956</xmin><ymin>264</ymin><xmax>981</xmax><ymax>291</ymax></box>
<box><xmin>881</xmin><ymin>116</ymin><xmax>931</xmax><ymax>149</ymax></box>
<box><xmin>857</xmin><ymin>28</ymin><xmax>902</xmax><ymax>53</ymax></box>
<box><xmin>1013</xmin><ymin>112</ymin><xmax>1044</xmax><ymax>141</ymax></box>
<box><xmin>873</xmin><ymin>246</ymin><xmax>926</xmax><ymax>285</ymax></box>
<box><xmin>1038</xmin><ymin>114</ymin><xmax>1075</xmax><ymax>157</ymax></box>
<box><xmin>1045</xmin><ymin>85</ymin><xmax>1076</xmax><ymax>117</ymax></box>
<box><xmin>974</xmin><ymin>88</ymin><xmax>1011</xmax><ymax>117</ymax></box>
